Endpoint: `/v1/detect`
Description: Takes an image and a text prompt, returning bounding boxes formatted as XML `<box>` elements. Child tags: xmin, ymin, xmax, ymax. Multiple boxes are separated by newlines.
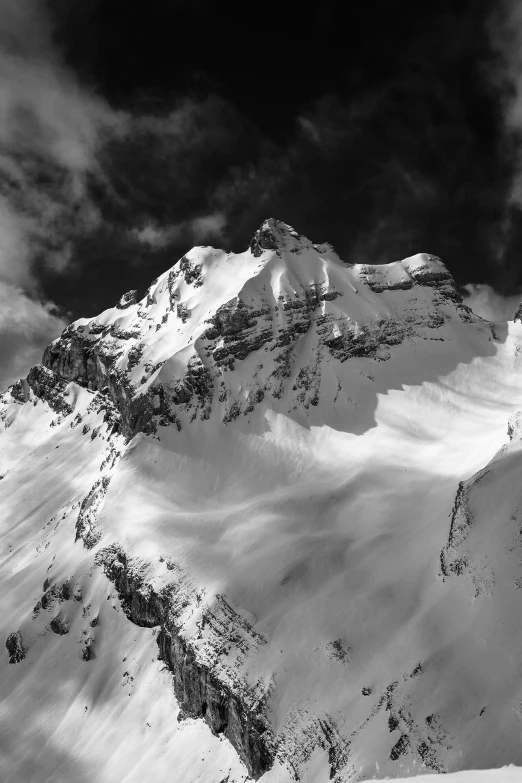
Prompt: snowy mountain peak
<box><xmin>248</xmin><ymin>218</ymin><xmax>314</xmax><ymax>257</ymax></box>
<box><xmin>18</xmin><ymin>221</ymin><xmax>478</xmax><ymax>445</ymax></box>
<box><xmin>2</xmin><ymin>219</ymin><xmax>522</xmax><ymax>783</ymax></box>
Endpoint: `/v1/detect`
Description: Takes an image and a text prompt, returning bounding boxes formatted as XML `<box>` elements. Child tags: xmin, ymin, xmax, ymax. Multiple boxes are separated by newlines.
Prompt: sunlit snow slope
<box><xmin>2</xmin><ymin>219</ymin><xmax>522</xmax><ymax>782</ymax></box>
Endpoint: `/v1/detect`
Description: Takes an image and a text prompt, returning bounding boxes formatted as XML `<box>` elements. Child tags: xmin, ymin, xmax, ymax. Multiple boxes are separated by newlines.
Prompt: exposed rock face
<box><xmin>117</xmin><ymin>290</ymin><xmax>138</xmax><ymax>309</ymax></box>
<box><xmin>249</xmin><ymin>218</ymin><xmax>288</xmax><ymax>256</ymax></box>
<box><xmin>9</xmin><ymin>378</ymin><xmax>30</xmax><ymax>404</ymax></box>
<box><xmin>169</xmin><ymin>355</ymin><xmax>213</xmax><ymax>423</ymax></box>
<box><xmin>5</xmin><ymin>631</ymin><xmax>26</xmax><ymax>664</ymax></box>
<box><xmin>439</xmin><ymin>469</ymin><xmax>495</xmax><ymax>597</ymax></box>
<box><xmin>439</xmin><ymin>424</ymin><xmax>517</xmax><ymax>597</ymax></box>
<box><xmin>76</xmin><ymin>476</ymin><xmax>113</xmax><ymax>549</ymax></box>
<box><xmin>358</xmin><ymin>255</ymin><xmax>453</xmax><ymax>292</ymax></box>
<box><xmin>440</xmin><ymin>481</ymin><xmax>474</xmax><ymax>578</ymax></box>
<box><xmin>95</xmin><ymin>544</ymin><xmax>275</xmax><ymax>779</ymax></box>
<box><xmin>157</xmin><ymin>631</ymin><xmax>273</xmax><ymax>778</ymax></box>
<box><xmin>175</xmin><ymin>255</ymin><xmax>204</xmax><ymax>288</ymax></box>
<box><xmin>26</xmin><ymin>365</ymin><xmax>73</xmax><ymax>417</ymax></box>
<box><xmin>33</xmin><ymin>582</ymin><xmax>70</xmax><ymax>616</ymax></box>
<box><xmin>50</xmin><ymin>614</ymin><xmax>69</xmax><ymax>635</ymax></box>
<box><xmin>41</xmin><ymin>330</ymin><xmax>153</xmax><ymax>440</ymax></box>
<box><xmin>508</xmin><ymin>410</ymin><xmax>522</xmax><ymax>441</ymax></box>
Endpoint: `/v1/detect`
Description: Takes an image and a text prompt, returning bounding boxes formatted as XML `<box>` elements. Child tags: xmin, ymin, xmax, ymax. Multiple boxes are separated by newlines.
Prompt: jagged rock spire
<box><xmin>248</xmin><ymin>218</ymin><xmax>311</xmax><ymax>257</ymax></box>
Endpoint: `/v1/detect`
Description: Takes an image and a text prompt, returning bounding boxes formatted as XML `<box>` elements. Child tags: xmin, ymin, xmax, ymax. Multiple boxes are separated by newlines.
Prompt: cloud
<box><xmin>0</xmin><ymin>282</ymin><xmax>67</xmax><ymax>391</ymax></box>
<box><xmin>0</xmin><ymin>8</ymin><xmax>122</xmax><ymax>277</ymax></box>
<box><xmin>488</xmin><ymin>1</ymin><xmax>522</xmax><ymax>138</ymax></box>
<box><xmin>191</xmin><ymin>212</ymin><xmax>226</xmax><ymax>241</ymax></box>
<box><xmin>0</xmin><ymin>0</ymin><xmax>123</xmax><ymax>385</ymax></box>
<box><xmin>132</xmin><ymin>211</ymin><xmax>226</xmax><ymax>250</ymax></box>
<box><xmin>462</xmin><ymin>283</ymin><xmax>521</xmax><ymax>321</ymax></box>
<box><xmin>487</xmin><ymin>2</ymin><xmax>522</xmax><ymax>237</ymax></box>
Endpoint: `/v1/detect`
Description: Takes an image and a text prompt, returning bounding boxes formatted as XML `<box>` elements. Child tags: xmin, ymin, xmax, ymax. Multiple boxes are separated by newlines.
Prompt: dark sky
<box><xmin>2</xmin><ymin>0</ymin><xmax>522</xmax><ymax>346</ymax></box>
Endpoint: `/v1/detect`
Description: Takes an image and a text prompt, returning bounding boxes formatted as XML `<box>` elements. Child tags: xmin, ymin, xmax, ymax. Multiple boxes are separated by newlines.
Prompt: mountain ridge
<box><xmin>31</xmin><ymin>218</ymin><xmax>480</xmax><ymax>442</ymax></box>
<box><xmin>2</xmin><ymin>219</ymin><xmax>522</xmax><ymax>782</ymax></box>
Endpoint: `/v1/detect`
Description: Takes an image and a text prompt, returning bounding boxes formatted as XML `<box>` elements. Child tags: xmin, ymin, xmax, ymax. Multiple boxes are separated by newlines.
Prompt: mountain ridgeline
<box><xmin>2</xmin><ymin>219</ymin><xmax>522</xmax><ymax>782</ymax></box>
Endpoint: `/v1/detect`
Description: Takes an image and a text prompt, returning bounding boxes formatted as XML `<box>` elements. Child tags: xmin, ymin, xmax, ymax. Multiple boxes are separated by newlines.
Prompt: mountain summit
<box><xmin>2</xmin><ymin>221</ymin><xmax>522</xmax><ymax>782</ymax></box>
<box><xmin>36</xmin><ymin>218</ymin><xmax>468</xmax><ymax>441</ymax></box>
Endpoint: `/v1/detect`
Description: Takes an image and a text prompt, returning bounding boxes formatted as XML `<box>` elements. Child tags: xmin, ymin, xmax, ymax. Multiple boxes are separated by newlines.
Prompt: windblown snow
<box><xmin>2</xmin><ymin>219</ymin><xmax>522</xmax><ymax>782</ymax></box>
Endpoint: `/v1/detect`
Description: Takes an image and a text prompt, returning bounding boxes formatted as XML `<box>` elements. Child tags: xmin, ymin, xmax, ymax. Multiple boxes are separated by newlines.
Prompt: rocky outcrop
<box><xmin>50</xmin><ymin>614</ymin><xmax>69</xmax><ymax>635</ymax></box>
<box><xmin>9</xmin><ymin>378</ymin><xmax>31</xmax><ymax>404</ymax></box>
<box><xmin>202</xmin><ymin>298</ymin><xmax>273</xmax><ymax>371</ymax></box>
<box><xmin>277</xmin><ymin>707</ymin><xmax>352</xmax><ymax>781</ymax></box>
<box><xmin>117</xmin><ymin>290</ymin><xmax>138</xmax><ymax>309</ymax></box>
<box><xmin>33</xmin><ymin>581</ymin><xmax>70</xmax><ymax>616</ymax></box>
<box><xmin>26</xmin><ymin>365</ymin><xmax>73</xmax><ymax>417</ymax></box>
<box><xmin>508</xmin><ymin>410</ymin><xmax>522</xmax><ymax>440</ymax></box>
<box><xmin>169</xmin><ymin>355</ymin><xmax>214</xmax><ymax>423</ymax></box>
<box><xmin>157</xmin><ymin>630</ymin><xmax>273</xmax><ymax>777</ymax></box>
<box><xmin>440</xmin><ymin>480</ymin><xmax>476</xmax><ymax>578</ymax></box>
<box><xmin>318</xmin><ymin>313</ymin><xmax>413</xmax><ymax>363</ymax></box>
<box><xmin>248</xmin><ymin>218</ymin><xmax>322</xmax><ymax>258</ymax></box>
<box><xmin>5</xmin><ymin>631</ymin><xmax>26</xmax><ymax>664</ymax></box>
<box><xmin>81</xmin><ymin>642</ymin><xmax>94</xmax><ymax>661</ymax></box>
<box><xmin>176</xmin><ymin>255</ymin><xmax>204</xmax><ymax>288</ymax></box>
<box><xmin>75</xmin><ymin>477</ymin><xmax>112</xmax><ymax>549</ymax></box>
<box><xmin>249</xmin><ymin>219</ymin><xmax>285</xmax><ymax>257</ymax></box>
<box><xmin>200</xmin><ymin>282</ymin><xmax>344</xmax><ymax>411</ymax></box>
<box><xmin>37</xmin><ymin>327</ymin><xmax>163</xmax><ymax>440</ymax></box>
<box><xmin>439</xmin><ymin>463</ymin><xmax>497</xmax><ymax>598</ymax></box>
<box><xmin>95</xmin><ymin>544</ymin><xmax>275</xmax><ymax>779</ymax></box>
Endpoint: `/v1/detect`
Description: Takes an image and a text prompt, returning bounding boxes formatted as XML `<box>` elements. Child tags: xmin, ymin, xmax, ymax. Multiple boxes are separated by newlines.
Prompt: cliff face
<box><xmin>3</xmin><ymin>219</ymin><xmax>522</xmax><ymax>783</ymax></box>
<box><xmin>94</xmin><ymin>544</ymin><xmax>274</xmax><ymax>778</ymax></box>
<box><xmin>440</xmin><ymin>409</ymin><xmax>522</xmax><ymax>598</ymax></box>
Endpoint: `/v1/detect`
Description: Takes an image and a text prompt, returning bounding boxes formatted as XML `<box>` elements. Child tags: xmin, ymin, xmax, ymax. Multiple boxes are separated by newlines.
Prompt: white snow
<box><xmin>391</xmin><ymin>768</ymin><xmax>522</xmax><ymax>782</ymax></box>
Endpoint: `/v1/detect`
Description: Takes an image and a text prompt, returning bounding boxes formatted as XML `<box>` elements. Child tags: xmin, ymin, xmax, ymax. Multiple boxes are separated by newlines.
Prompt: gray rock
<box><xmin>50</xmin><ymin>614</ymin><xmax>69</xmax><ymax>635</ymax></box>
<box><xmin>117</xmin><ymin>290</ymin><xmax>138</xmax><ymax>309</ymax></box>
<box><xmin>6</xmin><ymin>631</ymin><xmax>26</xmax><ymax>664</ymax></box>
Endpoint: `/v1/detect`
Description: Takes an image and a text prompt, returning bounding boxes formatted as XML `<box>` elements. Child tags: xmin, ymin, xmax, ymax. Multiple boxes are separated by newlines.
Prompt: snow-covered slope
<box><xmin>2</xmin><ymin>219</ymin><xmax>522</xmax><ymax>782</ymax></box>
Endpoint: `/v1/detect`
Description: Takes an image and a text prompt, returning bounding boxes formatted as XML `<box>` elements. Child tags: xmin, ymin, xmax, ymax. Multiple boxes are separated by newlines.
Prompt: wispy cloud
<box><xmin>486</xmin><ymin>0</ymin><xmax>522</xmax><ymax>271</ymax></box>
<box><xmin>462</xmin><ymin>282</ymin><xmax>521</xmax><ymax>321</ymax></box>
<box><xmin>0</xmin><ymin>283</ymin><xmax>67</xmax><ymax>390</ymax></box>
<box><xmin>0</xmin><ymin>0</ymin><xmax>122</xmax><ymax>388</ymax></box>
<box><xmin>488</xmin><ymin>0</ymin><xmax>522</xmax><ymax>142</ymax></box>
<box><xmin>131</xmin><ymin>211</ymin><xmax>226</xmax><ymax>250</ymax></box>
<box><xmin>0</xmin><ymin>0</ymin><xmax>121</xmax><ymax>276</ymax></box>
